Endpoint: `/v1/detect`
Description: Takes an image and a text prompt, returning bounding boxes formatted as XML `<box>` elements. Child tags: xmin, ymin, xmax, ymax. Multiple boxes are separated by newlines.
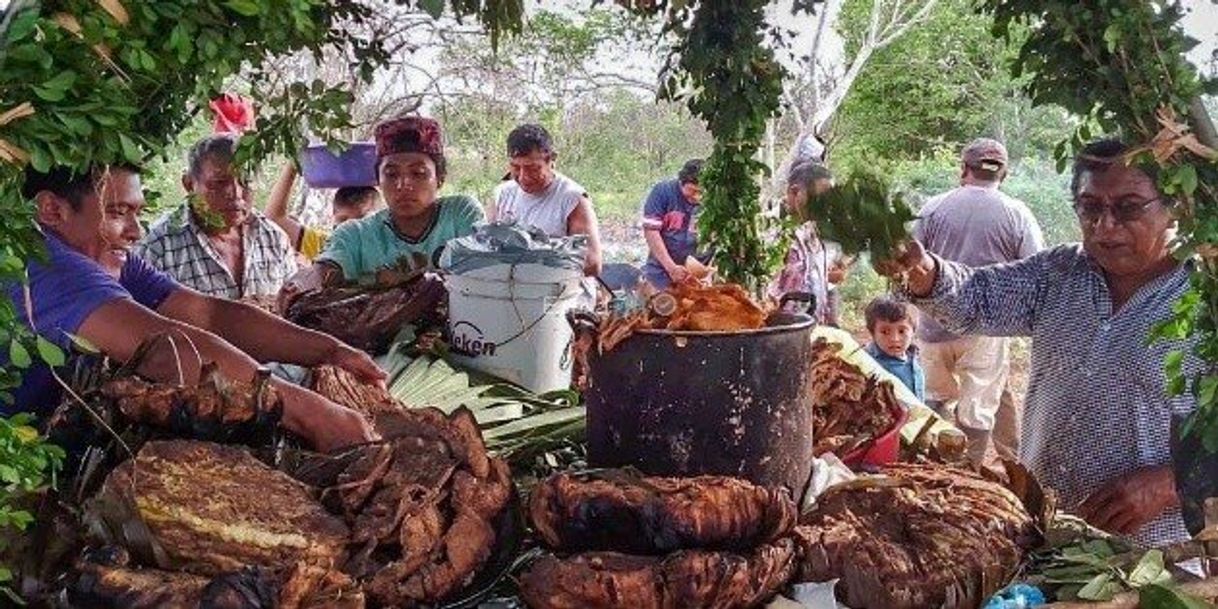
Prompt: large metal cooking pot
<box><xmin>571</xmin><ymin>309</ymin><xmax>817</xmax><ymax>502</ymax></box>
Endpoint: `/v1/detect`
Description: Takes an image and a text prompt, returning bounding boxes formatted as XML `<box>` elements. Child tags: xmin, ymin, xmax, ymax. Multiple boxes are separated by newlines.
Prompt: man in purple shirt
<box><xmin>7</xmin><ymin>164</ymin><xmax>382</xmax><ymax>453</ymax></box>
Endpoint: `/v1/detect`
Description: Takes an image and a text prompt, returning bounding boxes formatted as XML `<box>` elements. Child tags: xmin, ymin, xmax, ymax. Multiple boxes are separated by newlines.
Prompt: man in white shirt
<box><xmin>488</xmin><ymin>124</ymin><xmax>603</xmax><ymax>276</ymax></box>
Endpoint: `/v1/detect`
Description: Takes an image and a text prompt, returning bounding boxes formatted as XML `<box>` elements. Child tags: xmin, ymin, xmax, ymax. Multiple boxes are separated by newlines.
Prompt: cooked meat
<box><xmin>374</xmin><ymin>407</ymin><xmax>490</xmax><ymax>478</ymax></box>
<box><xmin>311</xmin><ymin>365</ymin><xmax>401</xmax><ymax>420</ymax></box>
<box><xmin>451</xmin><ymin>457</ymin><xmax>512</xmax><ymax>520</ymax></box>
<box><xmin>100</xmin><ymin>364</ymin><xmax>282</xmax><ymax>440</ymax></box>
<box><xmin>519</xmin><ymin>537</ymin><xmax>797</xmax><ymax>609</ymax></box>
<box><xmin>278</xmin><ymin>561</ymin><xmax>366</xmax><ymax>609</ymax></box>
<box><xmin>330</xmin><ymin>408</ymin><xmax>509</xmax><ymax>607</ymax></box>
<box><xmin>198</xmin><ymin>566</ymin><xmax>279</xmax><ymax>608</ymax></box>
<box><xmin>529</xmin><ymin>471</ymin><xmax>797</xmax><ymax>554</ymax></box>
<box><xmin>397</xmin><ymin>504</ymin><xmax>447</xmax><ymax>575</ymax></box>
<box><xmin>665</xmin><ymin>283</ymin><xmax>768</xmax><ymax>332</ymax></box>
<box><xmin>93</xmin><ymin>440</ymin><xmax>349</xmax><ymax>577</ymax></box>
<box><xmin>73</xmin><ymin>560</ymin><xmax>211</xmax><ymax>608</ymax></box>
<box><xmin>792</xmin><ymin>463</ymin><xmax>1041</xmax><ymax>609</ymax></box>
<box><xmin>365</xmin><ymin>510</ymin><xmax>496</xmax><ymax>607</ymax></box>
<box><xmin>808</xmin><ymin>339</ymin><xmax>900</xmax><ymax>457</ymax></box>
<box><xmin>284</xmin><ymin>273</ymin><xmax>446</xmax><ymax>353</ymax></box>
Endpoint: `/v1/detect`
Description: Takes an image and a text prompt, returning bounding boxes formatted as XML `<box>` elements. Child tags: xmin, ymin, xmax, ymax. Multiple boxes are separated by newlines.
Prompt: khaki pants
<box><xmin>920</xmin><ymin>336</ymin><xmax>1019</xmax><ymax>466</ymax></box>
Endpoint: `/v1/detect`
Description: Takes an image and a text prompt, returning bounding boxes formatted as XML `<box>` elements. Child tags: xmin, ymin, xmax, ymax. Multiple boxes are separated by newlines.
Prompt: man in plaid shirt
<box><xmin>135</xmin><ymin>135</ymin><xmax>296</xmax><ymax>299</ymax></box>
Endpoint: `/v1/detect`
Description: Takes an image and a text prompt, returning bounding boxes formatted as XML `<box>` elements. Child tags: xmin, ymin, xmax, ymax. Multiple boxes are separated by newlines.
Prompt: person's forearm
<box><xmin>643</xmin><ymin>230</ymin><xmax>678</xmax><ymax>270</ymax></box>
<box><xmin>266</xmin><ymin>164</ymin><xmax>303</xmax><ymax>244</ymax></box>
<box><xmin>206</xmin><ymin>298</ymin><xmax>342</xmax><ymax>366</ymax></box>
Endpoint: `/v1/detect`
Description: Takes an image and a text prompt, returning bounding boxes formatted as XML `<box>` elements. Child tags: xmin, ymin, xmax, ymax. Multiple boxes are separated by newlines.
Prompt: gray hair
<box><xmin>187</xmin><ymin>134</ymin><xmax>239</xmax><ymax>178</ymax></box>
<box><xmin>787</xmin><ymin>161</ymin><xmax>834</xmax><ymax>191</ymax></box>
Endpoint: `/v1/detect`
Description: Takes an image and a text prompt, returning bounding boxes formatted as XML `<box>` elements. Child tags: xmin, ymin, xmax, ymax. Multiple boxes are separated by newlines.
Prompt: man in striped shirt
<box><xmin>880</xmin><ymin>138</ymin><xmax>1198</xmax><ymax>548</ymax></box>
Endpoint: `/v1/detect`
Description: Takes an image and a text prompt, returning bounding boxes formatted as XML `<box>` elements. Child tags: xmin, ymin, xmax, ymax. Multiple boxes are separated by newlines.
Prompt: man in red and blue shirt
<box><xmin>640</xmin><ymin>159</ymin><xmax>705</xmax><ymax>288</ymax></box>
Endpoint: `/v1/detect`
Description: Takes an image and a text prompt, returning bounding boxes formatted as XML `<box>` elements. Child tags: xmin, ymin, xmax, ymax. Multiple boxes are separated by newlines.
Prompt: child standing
<box><xmin>864</xmin><ymin>297</ymin><xmax>926</xmax><ymax>401</ymax></box>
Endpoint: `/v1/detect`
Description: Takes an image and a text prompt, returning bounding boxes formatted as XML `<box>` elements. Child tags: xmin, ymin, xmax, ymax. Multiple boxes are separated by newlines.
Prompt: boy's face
<box><xmin>873</xmin><ymin>318</ymin><xmax>915</xmax><ymax>359</ymax></box>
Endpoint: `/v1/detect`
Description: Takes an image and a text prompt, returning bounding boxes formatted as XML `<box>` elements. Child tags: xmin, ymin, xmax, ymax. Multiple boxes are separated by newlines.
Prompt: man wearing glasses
<box><xmin>913</xmin><ymin>138</ymin><xmax>1044</xmax><ymax>468</ymax></box>
<box><xmin>135</xmin><ymin>134</ymin><xmax>297</xmax><ymax>300</ymax></box>
<box><xmin>879</xmin><ymin>138</ymin><xmax>1196</xmax><ymax>549</ymax></box>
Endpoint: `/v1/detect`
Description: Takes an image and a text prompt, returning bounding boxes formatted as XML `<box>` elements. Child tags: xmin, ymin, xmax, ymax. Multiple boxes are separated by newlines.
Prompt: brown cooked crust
<box><xmin>792</xmin><ymin>463</ymin><xmax>1040</xmax><ymax>609</ymax></box>
<box><xmin>519</xmin><ymin>537</ymin><xmax>797</xmax><ymax>609</ymax></box>
<box><xmin>529</xmin><ymin>472</ymin><xmax>797</xmax><ymax>554</ymax></box>
<box><xmin>96</xmin><ymin>440</ymin><xmax>349</xmax><ymax>576</ymax></box>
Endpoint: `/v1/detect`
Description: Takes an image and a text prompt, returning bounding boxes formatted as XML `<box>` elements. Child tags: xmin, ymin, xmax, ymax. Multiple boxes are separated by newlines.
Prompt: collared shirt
<box><xmin>864</xmin><ymin>342</ymin><xmax>926</xmax><ymax>402</ymax></box>
<box><xmin>914</xmin><ymin>184</ymin><xmax>1044</xmax><ymax>342</ymax></box>
<box><xmin>911</xmin><ymin>244</ymin><xmax>1198</xmax><ymax>548</ymax></box>
<box><xmin>134</xmin><ymin>204</ymin><xmax>297</xmax><ymax>299</ymax></box>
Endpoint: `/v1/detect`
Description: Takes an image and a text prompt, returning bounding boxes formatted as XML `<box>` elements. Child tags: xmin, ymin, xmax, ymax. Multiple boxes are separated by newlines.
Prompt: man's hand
<box><xmin>666</xmin><ymin>264</ymin><xmax>691</xmax><ymax>285</ymax></box>
<box><xmin>873</xmin><ymin>239</ymin><xmax>938</xmax><ymax>297</ymax></box>
<box><xmin>281</xmin><ymin>386</ymin><xmax>378</xmax><ymax>453</ymax></box>
<box><xmin>277</xmin><ymin>264</ymin><xmax>331</xmax><ymax>314</ymax></box>
<box><xmin>1078</xmin><ymin>466</ymin><xmax>1179</xmax><ymax>535</ymax></box>
<box><xmin>327</xmin><ymin>342</ymin><xmax>387</xmax><ymax>388</ymax></box>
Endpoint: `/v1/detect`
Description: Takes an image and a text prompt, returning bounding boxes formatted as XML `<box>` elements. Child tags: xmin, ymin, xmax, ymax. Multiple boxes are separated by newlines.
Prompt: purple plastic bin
<box><xmin>300</xmin><ymin>142</ymin><xmax>378</xmax><ymax>188</ymax></box>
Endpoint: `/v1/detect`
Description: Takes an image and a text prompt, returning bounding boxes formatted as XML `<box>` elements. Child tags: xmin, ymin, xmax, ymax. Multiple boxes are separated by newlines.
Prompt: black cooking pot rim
<box><xmin>633</xmin><ymin>312</ymin><xmax>816</xmax><ymax>337</ymax></box>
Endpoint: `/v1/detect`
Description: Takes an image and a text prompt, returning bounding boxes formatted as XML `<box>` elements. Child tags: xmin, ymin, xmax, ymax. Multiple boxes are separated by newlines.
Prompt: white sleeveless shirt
<box><xmin>493</xmin><ymin>171</ymin><xmax>586</xmax><ymax>237</ymax></box>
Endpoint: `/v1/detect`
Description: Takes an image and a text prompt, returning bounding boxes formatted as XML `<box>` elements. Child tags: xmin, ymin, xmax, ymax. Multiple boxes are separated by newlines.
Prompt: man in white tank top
<box><xmin>488</xmin><ymin>124</ymin><xmax>603</xmax><ymax>276</ymax></box>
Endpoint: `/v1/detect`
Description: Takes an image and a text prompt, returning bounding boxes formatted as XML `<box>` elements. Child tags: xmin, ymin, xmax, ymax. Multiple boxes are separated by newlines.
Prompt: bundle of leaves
<box><xmin>803</xmin><ymin>169</ymin><xmax>918</xmax><ymax>260</ymax></box>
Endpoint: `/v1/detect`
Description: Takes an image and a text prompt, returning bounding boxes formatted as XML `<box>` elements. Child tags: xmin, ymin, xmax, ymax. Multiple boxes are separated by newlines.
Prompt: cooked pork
<box><xmin>792</xmin><ymin>463</ymin><xmax>1041</xmax><ymax>609</ymax></box>
<box><xmin>284</xmin><ymin>273</ymin><xmax>445</xmax><ymax>353</ymax></box>
<box><xmin>529</xmin><ymin>472</ymin><xmax>797</xmax><ymax>553</ymax></box>
<box><xmin>92</xmin><ymin>440</ymin><xmax>349</xmax><ymax>576</ymax></box>
<box><xmin>519</xmin><ymin>537</ymin><xmax>796</xmax><ymax>609</ymax></box>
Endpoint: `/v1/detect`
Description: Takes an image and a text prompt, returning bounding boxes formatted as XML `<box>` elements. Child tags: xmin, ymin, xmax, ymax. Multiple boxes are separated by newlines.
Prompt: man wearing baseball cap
<box><xmin>913</xmin><ymin>137</ymin><xmax>1045</xmax><ymax>468</ymax></box>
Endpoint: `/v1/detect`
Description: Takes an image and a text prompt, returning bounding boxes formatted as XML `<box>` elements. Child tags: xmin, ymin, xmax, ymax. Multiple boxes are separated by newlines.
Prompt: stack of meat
<box><xmin>66</xmin><ymin>367</ymin><xmax>513</xmax><ymax>609</ymax></box>
<box><xmin>791</xmin><ymin>463</ymin><xmax>1043</xmax><ymax>609</ymax></box>
<box><xmin>809</xmin><ymin>338</ymin><xmax>901</xmax><ymax>457</ymax></box>
<box><xmin>338</xmin><ymin>407</ymin><xmax>513</xmax><ymax>607</ymax></box>
<box><xmin>521</xmin><ymin>470</ymin><xmax>800</xmax><ymax>609</ymax></box>
<box><xmin>283</xmin><ymin>271</ymin><xmax>446</xmax><ymax>353</ymax></box>
<box><xmin>597</xmin><ymin>283</ymin><xmax>770</xmax><ymax>352</ymax></box>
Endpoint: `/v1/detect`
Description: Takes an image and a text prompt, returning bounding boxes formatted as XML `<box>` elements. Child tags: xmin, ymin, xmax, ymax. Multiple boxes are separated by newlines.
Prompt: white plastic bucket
<box><xmin>444</xmin><ymin>263</ymin><xmax>590</xmax><ymax>393</ymax></box>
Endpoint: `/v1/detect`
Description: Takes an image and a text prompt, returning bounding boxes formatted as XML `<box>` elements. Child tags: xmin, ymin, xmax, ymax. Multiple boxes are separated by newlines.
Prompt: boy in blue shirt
<box><xmin>863</xmin><ymin>297</ymin><xmax>925</xmax><ymax>401</ymax></box>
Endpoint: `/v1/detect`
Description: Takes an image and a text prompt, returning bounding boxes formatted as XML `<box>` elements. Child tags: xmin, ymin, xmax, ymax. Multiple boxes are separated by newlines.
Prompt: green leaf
<box><xmin>66</xmin><ymin>333</ymin><xmax>100</xmax><ymax>355</ymax></box>
<box><xmin>1127</xmin><ymin>550</ymin><xmax>1168</xmax><ymax>587</ymax></box>
<box><xmin>1178</xmin><ymin>165</ymin><xmax>1199</xmax><ymax>197</ymax></box>
<box><xmin>35</xmin><ymin>337</ymin><xmax>65</xmax><ymax>367</ymax></box>
<box><xmin>1139</xmin><ymin>584</ymin><xmax>1217</xmax><ymax>609</ymax></box>
<box><xmin>118</xmin><ymin>134</ymin><xmax>141</xmax><ymax>163</ymax></box>
<box><xmin>223</xmin><ymin>0</ymin><xmax>262</xmax><ymax>17</ymax></box>
<box><xmin>419</xmin><ymin>0</ymin><xmax>445</xmax><ymax>18</ymax></box>
<box><xmin>1077</xmin><ymin>572</ymin><xmax>1118</xmax><ymax>601</ymax></box>
<box><xmin>7</xmin><ymin>341</ymin><xmax>31</xmax><ymax>369</ymax></box>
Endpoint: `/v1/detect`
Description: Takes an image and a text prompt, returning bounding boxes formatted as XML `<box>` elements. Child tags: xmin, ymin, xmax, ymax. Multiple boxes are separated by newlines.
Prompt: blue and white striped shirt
<box><xmin>911</xmin><ymin>244</ymin><xmax>1198</xmax><ymax>548</ymax></box>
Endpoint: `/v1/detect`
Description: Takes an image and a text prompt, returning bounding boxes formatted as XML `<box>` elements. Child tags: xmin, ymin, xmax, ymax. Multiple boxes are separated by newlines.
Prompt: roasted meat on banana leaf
<box><xmin>284</xmin><ymin>272</ymin><xmax>445</xmax><ymax>353</ymax></box>
<box><xmin>529</xmin><ymin>471</ymin><xmax>797</xmax><ymax>554</ymax></box>
<box><xmin>333</xmin><ymin>406</ymin><xmax>512</xmax><ymax>608</ymax></box>
<box><xmin>793</xmin><ymin>463</ymin><xmax>1041</xmax><ymax>609</ymax></box>
<box><xmin>520</xmin><ymin>537</ymin><xmax>796</xmax><ymax>609</ymax></box>
<box><xmin>90</xmin><ymin>440</ymin><xmax>349</xmax><ymax>577</ymax></box>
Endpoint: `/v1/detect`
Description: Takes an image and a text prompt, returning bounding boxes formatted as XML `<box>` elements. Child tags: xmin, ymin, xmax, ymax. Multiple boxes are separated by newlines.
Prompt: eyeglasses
<box><xmin>1072</xmin><ymin>196</ymin><xmax>1165</xmax><ymax>225</ymax></box>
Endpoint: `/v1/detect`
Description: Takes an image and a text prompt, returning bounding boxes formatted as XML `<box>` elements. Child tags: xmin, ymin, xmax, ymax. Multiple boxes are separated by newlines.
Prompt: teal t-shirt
<box><xmin>318</xmin><ymin>195</ymin><xmax>485</xmax><ymax>280</ymax></box>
